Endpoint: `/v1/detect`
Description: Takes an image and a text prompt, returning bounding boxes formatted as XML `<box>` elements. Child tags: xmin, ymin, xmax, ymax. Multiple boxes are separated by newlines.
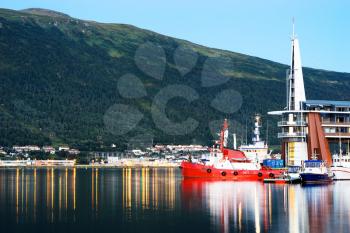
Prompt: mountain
<box><xmin>0</xmin><ymin>8</ymin><xmax>349</xmax><ymax>150</ymax></box>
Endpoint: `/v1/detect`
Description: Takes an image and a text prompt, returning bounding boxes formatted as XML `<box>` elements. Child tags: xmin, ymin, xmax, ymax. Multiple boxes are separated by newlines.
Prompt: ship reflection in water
<box><xmin>182</xmin><ymin>179</ymin><xmax>350</xmax><ymax>233</ymax></box>
<box><xmin>0</xmin><ymin>168</ymin><xmax>349</xmax><ymax>233</ymax></box>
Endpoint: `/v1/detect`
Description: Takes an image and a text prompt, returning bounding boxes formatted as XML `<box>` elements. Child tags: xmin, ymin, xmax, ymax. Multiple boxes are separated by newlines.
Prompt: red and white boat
<box><xmin>181</xmin><ymin>119</ymin><xmax>284</xmax><ymax>180</ymax></box>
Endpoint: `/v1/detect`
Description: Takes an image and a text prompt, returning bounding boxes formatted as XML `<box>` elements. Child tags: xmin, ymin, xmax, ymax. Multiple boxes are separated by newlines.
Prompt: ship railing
<box><xmin>325</xmin><ymin>132</ymin><xmax>350</xmax><ymax>138</ymax></box>
<box><xmin>277</xmin><ymin>121</ymin><xmax>307</xmax><ymax>127</ymax></box>
<box><xmin>278</xmin><ymin>132</ymin><xmax>306</xmax><ymax>138</ymax></box>
<box><xmin>322</xmin><ymin>121</ymin><xmax>350</xmax><ymax>126</ymax></box>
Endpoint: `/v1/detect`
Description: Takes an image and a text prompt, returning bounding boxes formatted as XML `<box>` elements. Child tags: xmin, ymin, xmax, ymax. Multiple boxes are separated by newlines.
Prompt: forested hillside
<box><xmin>0</xmin><ymin>8</ymin><xmax>349</xmax><ymax>150</ymax></box>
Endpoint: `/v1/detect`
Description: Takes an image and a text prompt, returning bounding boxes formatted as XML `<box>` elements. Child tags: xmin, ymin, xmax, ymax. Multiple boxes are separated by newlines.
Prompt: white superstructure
<box><xmin>332</xmin><ymin>155</ymin><xmax>350</xmax><ymax>180</ymax></box>
<box><xmin>239</xmin><ymin>114</ymin><xmax>269</xmax><ymax>162</ymax></box>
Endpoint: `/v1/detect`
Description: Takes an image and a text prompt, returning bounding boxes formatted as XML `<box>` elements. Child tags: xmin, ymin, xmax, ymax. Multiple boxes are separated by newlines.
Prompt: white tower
<box><xmin>287</xmin><ymin>22</ymin><xmax>306</xmax><ymax>111</ymax></box>
<box><xmin>283</xmin><ymin>21</ymin><xmax>308</xmax><ymax>166</ymax></box>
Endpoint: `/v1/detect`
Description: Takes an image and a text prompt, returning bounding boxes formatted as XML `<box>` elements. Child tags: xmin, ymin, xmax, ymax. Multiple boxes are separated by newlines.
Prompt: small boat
<box><xmin>264</xmin><ymin>166</ymin><xmax>301</xmax><ymax>184</ymax></box>
<box><xmin>300</xmin><ymin>160</ymin><xmax>333</xmax><ymax>184</ymax></box>
<box><xmin>329</xmin><ymin>136</ymin><xmax>350</xmax><ymax>180</ymax></box>
<box><xmin>331</xmin><ymin>155</ymin><xmax>350</xmax><ymax>180</ymax></box>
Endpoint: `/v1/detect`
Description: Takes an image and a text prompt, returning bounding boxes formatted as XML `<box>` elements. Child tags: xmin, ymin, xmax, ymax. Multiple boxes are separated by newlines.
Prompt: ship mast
<box><xmin>220</xmin><ymin>119</ymin><xmax>229</xmax><ymax>150</ymax></box>
<box><xmin>252</xmin><ymin>114</ymin><xmax>262</xmax><ymax>143</ymax></box>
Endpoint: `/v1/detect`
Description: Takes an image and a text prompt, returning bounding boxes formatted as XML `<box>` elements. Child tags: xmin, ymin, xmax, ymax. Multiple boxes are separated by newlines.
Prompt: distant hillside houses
<box><xmin>42</xmin><ymin>146</ymin><xmax>55</xmax><ymax>154</ymax></box>
<box><xmin>67</xmin><ymin>149</ymin><xmax>80</xmax><ymax>155</ymax></box>
<box><xmin>0</xmin><ymin>148</ymin><xmax>6</xmax><ymax>156</ymax></box>
<box><xmin>13</xmin><ymin>145</ymin><xmax>40</xmax><ymax>152</ymax></box>
<box><xmin>151</xmin><ymin>144</ymin><xmax>208</xmax><ymax>153</ymax></box>
<box><xmin>10</xmin><ymin>145</ymin><xmax>80</xmax><ymax>155</ymax></box>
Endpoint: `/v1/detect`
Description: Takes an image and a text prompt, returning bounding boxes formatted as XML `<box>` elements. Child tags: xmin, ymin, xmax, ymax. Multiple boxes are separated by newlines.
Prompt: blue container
<box><xmin>263</xmin><ymin>159</ymin><xmax>284</xmax><ymax>168</ymax></box>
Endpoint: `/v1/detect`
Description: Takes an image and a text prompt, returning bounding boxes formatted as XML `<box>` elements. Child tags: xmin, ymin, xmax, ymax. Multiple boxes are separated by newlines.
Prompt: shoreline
<box><xmin>0</xmin><ymin>164</ymin><xmax>180</xmax><ymax>169</ymax></box>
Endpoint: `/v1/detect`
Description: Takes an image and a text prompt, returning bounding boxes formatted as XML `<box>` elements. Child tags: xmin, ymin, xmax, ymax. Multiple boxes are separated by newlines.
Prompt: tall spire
<box><xmin>292</xmin><ymin>17</ymin><xmax>295</xmax><ymax>39</ymax></box>
<box><xmin>288</xmin><ymin>20</ymin><xmax>306</xmax><ymax>111</ymax></box>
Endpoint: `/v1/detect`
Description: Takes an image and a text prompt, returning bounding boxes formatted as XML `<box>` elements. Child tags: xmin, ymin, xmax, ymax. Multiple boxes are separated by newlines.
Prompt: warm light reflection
<box><xmin>1</xmin><ymin>168</ymin><xmax>79</xmax><ymax>224</ymax></box>
<box><xmin>51</xmin><ymin>168</ymin><xmax>54</xmax><ymax>223</ymax></box>
<box><xmin>167</xmin><ymin>168</ymin><xmax>175</xmax><ymax>210</ymax></box>
<box><xmin>122</xmin><ymin>168</ymin><xmax>132</xmax><ymax>211</ymax></box>
<box><xmin>65</xmin><ymin>168</ymin><xmax>68</xmax><ymax>210</ymax></box>
<box><xmin>46</xmin><ymin>168</ymin><xmax>50</xmax><ymax>221</ymax></box>
<box><xmin>16</xmin><ymin>168</ymin><xmax>19</xmax><ymax>223</ymax></box>
<box><xmin>92</xmin><ymin>168</ymin><xmax>95</xmax><ymax>211</ymax></box>
<box><xmin>152</xmin><ymin>168</ymin><xmax>159</xmax><ymax>209</ymax></box>
<box><xmin>288</xmin><ymin>186</ymin><xmax>298</xmax><ymax>233</ymax></box>
<box><xmin>95</xmin><ymin>168</ymin><xmax>98</xmax><ymax>212</ymax></box>
<box><xmin>0</xmin><ymin>167</ymin><xmax>173</xmax><ymax>222</ymax></box>
<box><xmin>121</xmin><ymin>167</ymin><xmax>177</xmax><ymax>214</ymax></box>
<box><xmin>73</xmin><ymin>168</ymin><xmax>76</xmax><ymax>211</ymax></box>
<box><xmin>25</xmin><ymin>172</ymin><xmax>28</xmax><ymax>216</ymax></box>
<box><xmin>59</xmin><ymin>176</ymin><xmax>62</xmax><ymax>221</ymax></box>
<box><xmin>34</xmin><ymin>168</ymin><xmax>37</xmax><ymax>222</ymax></box>
<box><xmin>21</xmin><ymin>169</ymin><xmax>24</xmax><ymax>216</ymax></box>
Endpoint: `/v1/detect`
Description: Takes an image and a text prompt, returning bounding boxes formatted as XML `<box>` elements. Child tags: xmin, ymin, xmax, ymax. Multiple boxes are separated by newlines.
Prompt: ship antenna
<box><xmin>245</xmin><ymin>119</ymin><xmax>248</xmax><ymax>144</ymax></box>
<box><xmin>266</xmin><ymin>120</ymin><xmax>269</xmax><ymax>146</ymax></box>
<box><xmin>292</xmin><ymin>17</ymin><xmax>296</xmax><ymax>40</ymax></box>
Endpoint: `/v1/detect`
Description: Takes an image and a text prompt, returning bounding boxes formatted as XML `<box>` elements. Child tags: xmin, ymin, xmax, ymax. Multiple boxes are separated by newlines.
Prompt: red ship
<box><xmin>181</xmin><ymin>119</ymin><xmax>284</xmax><ymax>180</ymax></box>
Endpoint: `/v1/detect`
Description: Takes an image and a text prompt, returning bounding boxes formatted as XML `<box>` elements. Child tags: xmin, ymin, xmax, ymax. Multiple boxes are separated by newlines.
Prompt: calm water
<box><xmin>0</xmin><ymin>168</ymin><xmax>349</xmax><ymax>233</ymax></box>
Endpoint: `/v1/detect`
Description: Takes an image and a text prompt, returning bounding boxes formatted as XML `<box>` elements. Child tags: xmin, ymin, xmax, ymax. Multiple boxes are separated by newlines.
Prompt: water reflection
<box><xmin>0</xmin><ymin>168</ymin><xmax>179</xmax><ymax>225</ymax></box>
<box><xmin>0</xmin><ymin>168</ymin><xmax>349</xmax><ymax>233</ymax></box>
<box><xmin>0</xmin><ymin>168</ymin><xmax>77</xmax><ymax>224</ymax></box>
<box><xmin>181</xmin><ymin>179</ymin><xmax>350</xmax><ymax>233</ymax></box>
<box><xmin>121</xmin><ymin>167</ymin><xmax>177</xmax><ymax>214</ymax></box>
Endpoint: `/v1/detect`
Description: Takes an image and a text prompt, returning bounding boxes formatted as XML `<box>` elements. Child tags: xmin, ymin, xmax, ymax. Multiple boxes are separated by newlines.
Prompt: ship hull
<box><xmin>300</xmin><ymin>173</ymin><xmax>333</xmax><ymax>184</ymax></box>
<box><xmin>181</xmin><ymin>161</ymin><xmax>284</xmax><ymax>181</ymax></box>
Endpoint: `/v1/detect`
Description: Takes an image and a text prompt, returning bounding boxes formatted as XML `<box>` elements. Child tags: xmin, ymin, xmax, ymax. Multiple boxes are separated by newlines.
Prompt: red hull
<box><xmin>181</xmin><ymin>161</ymin><xmax>284</xmax><ymax>181</ymax></box>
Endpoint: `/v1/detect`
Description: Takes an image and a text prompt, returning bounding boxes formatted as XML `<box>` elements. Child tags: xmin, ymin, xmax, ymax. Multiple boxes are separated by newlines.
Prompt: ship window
<box><xmin>305</xmin><ymin>161</ymin><xmax>321</xmax><ymax>167</ymax></box>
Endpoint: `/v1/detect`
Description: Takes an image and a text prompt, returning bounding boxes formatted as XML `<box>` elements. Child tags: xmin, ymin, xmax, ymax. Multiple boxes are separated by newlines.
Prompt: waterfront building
<box><xmin>268</xmin><ymin>26</ymin><xmax>350</xmax><ymax>166</ymax></box>
<box><xmin>0</xmin><ymin>149</ymin><xmax>6</xmax><ymax>156</ymax></box>
<box><xmin>58</xmin><ymin>146</ymin><xmax>70</xmax><ymax>151</ymax></box>
<box><xmin>166</xmin><ymin>145</ymin><xmax>208</xmax><ymax>153</ymax></box>
<box><xmin>42</xmin><ymin>146</ymin><xmax>56</xmax><ymax>154</ymax></box>
<box><xmin>68</xmin><ymin>149</ymin><xmax>80</xmax><ymax>155</ymax></box>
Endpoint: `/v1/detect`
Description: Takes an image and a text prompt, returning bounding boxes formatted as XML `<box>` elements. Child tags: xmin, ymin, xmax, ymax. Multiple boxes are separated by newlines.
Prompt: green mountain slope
<box><xmin>0</xmin><ymin>8</ymin><xmax>349</xmax><ymax>150</ymax></box>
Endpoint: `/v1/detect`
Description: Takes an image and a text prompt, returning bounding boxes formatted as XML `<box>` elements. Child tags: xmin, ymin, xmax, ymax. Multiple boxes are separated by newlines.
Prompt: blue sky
<box><xmin>1</xmin><ymin>0</ymin><xmax>349</xmax><ymax>72</ymax></box>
